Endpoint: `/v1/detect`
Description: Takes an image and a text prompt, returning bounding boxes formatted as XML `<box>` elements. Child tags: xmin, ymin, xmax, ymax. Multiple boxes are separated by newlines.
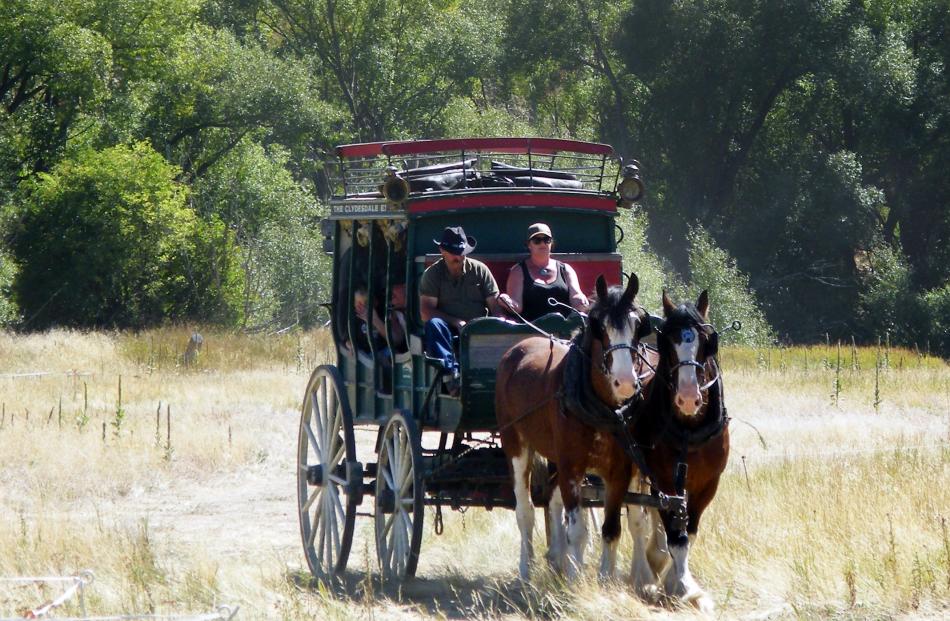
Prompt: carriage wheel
<box><xmin>374</xmin><ymin>411</ymin><xmax>424</xmax><ymax>580</ymax></box>
<box><xmin>297</xmin><ymin>365</ymin><xmax>360</xmax><ymax>578</ymax></box>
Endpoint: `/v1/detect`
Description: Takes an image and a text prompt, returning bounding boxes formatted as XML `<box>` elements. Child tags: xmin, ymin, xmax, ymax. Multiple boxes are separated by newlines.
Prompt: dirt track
<box><xmin>62</xmin><ymin>398</ymin><xmax>946</xmax><ymax>618</ymax></box>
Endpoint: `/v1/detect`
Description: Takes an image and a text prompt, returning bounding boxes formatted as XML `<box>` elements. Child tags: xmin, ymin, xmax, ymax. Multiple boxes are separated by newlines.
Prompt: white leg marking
<box><xmin>511</xmin><ymin>451</ymin><xmax>534</xmax><ymax>580</ymax></box>
<box><xmin>667</xmin><ymin>537</ymin><xmax>713</xmax><ymax>612</ymax></box>
<box><xmin>599</xmin><ymin>530</ymin><xmax>619</xmax><ymax>580</ymax></box>
<box><xmin>564</xmin><ymin>502</ymin><xmax>588</xmax><ymax>580</ymax></box>
<box><xmin>547</xmin><ymin>486</ymin><xmax>566</xmax><ymax>572</ymax></box>
<box><xmin>627</xmin><ymin>480</ymin><xmax>662</xmax><ymax>599</ymax></box>
<box><xmin>648</xmin><ymin>511</ymin><xmax>672</xmax><ymax>579</ymax></box>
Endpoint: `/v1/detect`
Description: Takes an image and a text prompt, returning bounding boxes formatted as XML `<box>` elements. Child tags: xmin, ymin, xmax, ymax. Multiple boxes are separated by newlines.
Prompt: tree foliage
<box><xmin>0</xmin><ymin>0</ymin><xmax>946</xmax><ymax>354</ymax></box>
<box><xmin>12</xmin><ymin>142</ymin><xmax>242</xmax><ymax>328</ymax></box>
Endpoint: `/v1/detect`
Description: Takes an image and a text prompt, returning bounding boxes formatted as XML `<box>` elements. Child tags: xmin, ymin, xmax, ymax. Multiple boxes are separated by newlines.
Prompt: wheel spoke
<box><xmin>388</xmin><ymin>434</ymin><xmax>401</xmax><ymax>486</ymax></box>
<box><xmin>316</xmin><ymin>497</ymin><xmax>327</xmax><ymax>553</ymax></box>
<box><xmin>307</xmin><ymin>497</ymin><xmax>323</xmax><ymax>548</ymax></box>
<box><xmin>396</xmin><ymin>512</ymin><xmax>408</xmax><ymax>575</ymax></box>
<box><xmin>398</xmin><ymin>468</ymin><xmax>413</xmax><ymax>499</ymax></box>
<box><xmin>381</xmin><ymin>459</ymin><xmax>396</xmax><ymax>490</ymax></box>
<box><xmin>330</xmin><ymin>443</ymin><xmax>345</xmax><ymax>468</ymax></box>
<box><xmin>329</xmin><ymin>402</ymin><xmax>341</xmax><ymax>450</ymax></box>
<box><xmin>302</xmin><ymin>488</ymin><xmax>320</xmax><ymax>513</ymax></box>
<box><xmin>385</xmin><ymin>520</ymin><xmax>394</xmax><ymax>572</ymax></box>
<box><xmin>311</xmin><ymin>391</ymin><xmax>325</xmax><ymax>454</ymax></box>
<box><xmin>329</xmin><ymin>482</ymin><xmax>346</xmax><ymax>524</ymax></box>
<box><xmin>399</xmin><ymin>507</ymin><xmax>413</xmax><ymax>542</ymax></box>
<box><xmin>390</xmin><ymin>429</ymin><xmax>405</xmax><ymax>488</ymax></box>
<box><xmin>320</xmin><ymin>495</ymin><xmax>336</xmax><ymax>572</ymax></box>
<box><xmin>400</xmin><ymin>433</ymin><xmax>412</xmax><ymax>476</ymax></box>
<box><xmin>380</xmin><ymin>508</ymin><xmax>397</xmax><ymax>539</ymax></box>
<box><xmin>320</xmin><ymin>377</ymin><xmax>330</xmax><ymax>424</ymax></box>
<box><xmin>327</xmin><ymin>386</ymin><xmax>337</xmax><ymax>430</ymax></box>
<box><xmin>325</xmin><ymin>492</ymin><xmax>338</xmax><ymax>567</ymax></box>
<box><xmin>304</xmin><ymin>417</ymin><xmax>320</xmax><ymax>457</ymax></box>
<box><xmin>331</xmin><ymin>512</ymin><xmax>341</xmax><ymax>562</ymax></box>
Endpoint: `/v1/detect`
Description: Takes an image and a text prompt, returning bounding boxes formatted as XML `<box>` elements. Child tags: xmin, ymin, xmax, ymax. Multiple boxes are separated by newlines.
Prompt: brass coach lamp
<box><xmin>616</xmin><ymin>161</ymin><xmax>645</xmax><ymax>208</ymax></box>
<box><xmin>380</xmin><ymin>166</ymin><xmax>410</xmax><ymax>207</ymax></box>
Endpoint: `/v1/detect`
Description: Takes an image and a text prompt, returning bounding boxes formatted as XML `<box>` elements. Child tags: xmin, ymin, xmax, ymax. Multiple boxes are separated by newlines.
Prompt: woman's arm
<box><xmin>563</xmin><ymin>263</ymin><xmax>590</xmax><ymax>312</ymax></box>
<box><xmin>499</xmin><ymin>262</ymin><xmax>524</xmax><ymax>315</ymax></box>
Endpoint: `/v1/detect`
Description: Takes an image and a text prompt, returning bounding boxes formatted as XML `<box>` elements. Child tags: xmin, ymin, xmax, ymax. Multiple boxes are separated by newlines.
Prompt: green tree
<box><xmin>499</xmin><ymin>0</ymin><xmax>636</xmax><ymax>151</ymax></box>
<box><xmin>12</xmin><ymin>142</ymin><xmax>243</xmax><ymax>328</ymax></box>
<box><xmin>687</xmin><ymin>226</ymin><xmax>773</xmax><ymax>346</ymax></box>
<box><xmin>192</xmin><ymin>140</ymin><xmax>330</xmax><ymax>328</ymax></box>
<box><xmin>258</xmin><ymin>0</ymin><xmax>488</xmax><ymax>140</ymax></box>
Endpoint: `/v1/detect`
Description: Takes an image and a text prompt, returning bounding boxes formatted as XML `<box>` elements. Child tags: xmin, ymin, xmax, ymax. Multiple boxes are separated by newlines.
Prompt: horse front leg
<box><xmin>546</xmin><ymin>484</ymin><xmax>567</xmax><ymax>573</ymax></box>
<box><xmin>598</xmin><ymin>468</ymin><xmax>631</xmax><ymax>581</ymax></box>
<box><xmin>510</xmin><ymin>449</ymin><xmax>535</xmax><ymax>580</ymax></box>
<box><xmin>661</xmin><ymin>512</ymin><xmax>714</xmax><ymax>614</ymax></box>
<box><xmin>626</xmin><ymin>478</ymin><xmax>662</xmax><ymax>599</ymax></box>
<box><xmin>558</xmin><ymin>471</ymin><xmax>588</xmax><ymax>580</ymax></box>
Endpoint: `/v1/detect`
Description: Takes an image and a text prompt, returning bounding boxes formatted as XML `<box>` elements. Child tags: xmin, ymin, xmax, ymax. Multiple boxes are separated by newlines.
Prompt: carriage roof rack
<box><xmin>329</xmin><ymin>137</ymin><xmax>619</xmax><ymax>201</ymax></box>
<box><xmin>336</xmin><ymin>137</ymin><xmax>613</xmax><ymax>158</ymax></box>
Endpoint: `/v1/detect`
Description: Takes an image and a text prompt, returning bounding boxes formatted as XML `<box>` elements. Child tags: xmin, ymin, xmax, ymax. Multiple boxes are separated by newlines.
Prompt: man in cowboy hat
<box><xmin>420</xmin><ymin>226</ymin><xmax>503</xmax><ymax>390</ymax></box>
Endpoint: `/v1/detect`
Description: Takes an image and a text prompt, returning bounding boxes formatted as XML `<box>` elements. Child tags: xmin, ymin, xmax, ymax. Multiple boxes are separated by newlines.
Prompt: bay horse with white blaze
<box><xmin>627</xmin><ymin>290</ymin><xmax>729</xmax><ymax>613</ymax></box>
<box><xmin>496</xmin><ymin>274</ymin><xmax>652</xmax><ymax>580</ymax></box>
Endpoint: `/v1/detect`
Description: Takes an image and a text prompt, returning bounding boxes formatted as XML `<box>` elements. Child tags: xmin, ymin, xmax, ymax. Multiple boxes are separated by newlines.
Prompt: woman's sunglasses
<box><xmin>530</xmin><ymin>236</ymin><xmax>553</xmax><ymax>244</ymax></box>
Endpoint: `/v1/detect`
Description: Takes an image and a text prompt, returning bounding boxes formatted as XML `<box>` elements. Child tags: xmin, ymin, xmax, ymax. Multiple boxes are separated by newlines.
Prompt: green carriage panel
<box><xmin>456</xmin><ymin>314</ymin><xmax>584</xmax><ymax>431</ymax></box>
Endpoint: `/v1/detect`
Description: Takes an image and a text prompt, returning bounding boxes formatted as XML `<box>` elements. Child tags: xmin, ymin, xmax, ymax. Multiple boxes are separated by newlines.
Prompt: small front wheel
<box><xmin>374</xmin><ymin>411</ymin><xmax>424</xmax><ymax>580</ymax></box>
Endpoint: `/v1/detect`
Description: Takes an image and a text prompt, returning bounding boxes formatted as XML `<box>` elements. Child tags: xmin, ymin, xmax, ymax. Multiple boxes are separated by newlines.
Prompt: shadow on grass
<box><xmin>288</xmin><ymin>568</ymin><xmax>571</xmax><ymax>619</ymax></box>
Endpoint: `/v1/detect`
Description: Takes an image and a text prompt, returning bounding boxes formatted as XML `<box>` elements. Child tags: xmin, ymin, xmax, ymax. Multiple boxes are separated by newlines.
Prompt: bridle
<box><xmin>595</xmin><ymin>312</ymin><xmax>654</xmax><ymax>391</ymax></box>
<box><xmin>657</xmin><ymin>320</ymin><xmax>721</xmax><ymax>394</ymax></box>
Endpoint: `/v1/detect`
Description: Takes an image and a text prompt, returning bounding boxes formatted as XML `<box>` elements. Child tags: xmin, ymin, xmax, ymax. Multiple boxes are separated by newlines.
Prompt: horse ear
<box><xmin>662</xmin><ymin>290</ymin><xmax>675</xmax><ymax>316</ymax></box>
<box><xmin>595</xmin><ymin>274</ymin><xmax>608</xmax><ymax>301</ymax></box>
<box><xmin>697</xmin><ymin>290</ymin><xmax>710</xmax><ymax>318</ymax></box>
<box><xmin>620</xmin><ymin>273</ymin><xmax>639</xmax><ymax>307</ymax></box>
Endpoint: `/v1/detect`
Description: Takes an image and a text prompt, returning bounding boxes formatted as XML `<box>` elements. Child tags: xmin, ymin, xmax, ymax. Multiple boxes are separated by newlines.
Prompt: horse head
<box><xmin>587</xmin><ymin>273</ymin><xmax>652</xmax><ymax>404</ymax></box>
<box><xmin>657</xmin><ymin>290</ymin><xmax>719</xmax><ymax>417</ymax></box>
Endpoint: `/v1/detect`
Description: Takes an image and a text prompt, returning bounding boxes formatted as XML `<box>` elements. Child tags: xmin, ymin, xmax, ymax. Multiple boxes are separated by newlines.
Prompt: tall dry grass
<box><xmin>0</xmin><ymin>329</ymin><xmax>947</xmax><ymax>619</ymax></box>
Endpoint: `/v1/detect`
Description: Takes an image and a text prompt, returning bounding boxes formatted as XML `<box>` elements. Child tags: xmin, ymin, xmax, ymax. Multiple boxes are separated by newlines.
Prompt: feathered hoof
<box><xmin>685</xmin><ymin>589</ymin><xmax>715</xmax><ymax>615</ymax></box>
<box><xmin>633</xmin><ymin>582</ymin><xmax>662</xmax><ymax>604</ymax></box>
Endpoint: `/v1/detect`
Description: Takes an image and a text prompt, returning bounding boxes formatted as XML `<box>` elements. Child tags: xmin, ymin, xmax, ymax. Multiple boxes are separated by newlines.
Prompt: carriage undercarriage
<box><xmin>297</xmin><ymin>362</ymin><xmax>690</xmax><ymax>581</ymax></box>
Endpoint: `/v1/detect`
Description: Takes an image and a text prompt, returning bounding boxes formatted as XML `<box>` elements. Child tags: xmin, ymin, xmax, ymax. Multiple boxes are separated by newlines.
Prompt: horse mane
<box><xmin>661</xmin><ymin>302</ymin><xmax>703</xmax><ymax>330</ymax></box>
<box><xmin>588</xmin><ymin>284</ymin><xmax>648</xmax><ymax>336</ymax></box>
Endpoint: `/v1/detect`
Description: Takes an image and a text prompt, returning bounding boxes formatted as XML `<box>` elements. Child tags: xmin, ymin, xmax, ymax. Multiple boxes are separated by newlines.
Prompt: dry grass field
<box><xmin>0</xmin><ymin>328</ymin><xmax>948</xmax><ymax>620</ymax></box>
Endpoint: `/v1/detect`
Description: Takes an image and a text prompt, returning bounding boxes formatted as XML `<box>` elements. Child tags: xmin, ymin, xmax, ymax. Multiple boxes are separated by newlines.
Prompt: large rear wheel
<box><xmin>297</xmin><ymin>365</ymin><xmax>361</xmax><ymax>578</ymax></box>
<box><xmin>374</xmin><ymin>411</ymin><xmax>424</xmax><ymax>580</ymax></box>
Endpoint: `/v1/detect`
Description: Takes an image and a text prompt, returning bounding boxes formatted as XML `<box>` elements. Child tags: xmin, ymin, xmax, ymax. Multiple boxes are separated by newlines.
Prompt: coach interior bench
<box><xmin>411</xmin><ymin>252</ymin><xmax>622</xmax><ymax>429</ymax></box>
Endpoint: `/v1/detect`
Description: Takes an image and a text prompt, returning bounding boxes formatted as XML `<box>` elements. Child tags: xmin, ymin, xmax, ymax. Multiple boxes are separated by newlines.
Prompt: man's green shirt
<box><xmin>419</xmin><ymin>257</ymin><xmax>499</xmax><ymax>322</ymax></box>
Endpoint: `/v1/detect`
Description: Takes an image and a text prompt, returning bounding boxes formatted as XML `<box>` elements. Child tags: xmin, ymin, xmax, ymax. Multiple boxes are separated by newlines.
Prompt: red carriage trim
<box><xmin>335</xmin><ymin>138</ymin><xmax>613</xmax><ymax>159</ymax></box>
<box><xmin>335</xmin><ymin>142</ymin><xmax>388</xmax><ymax>158</ymax></box>
<box><xmin>381</xmin><ymin>137</ymin><xmax>613</xmax><ymax>157</ymax></box>
<box><xmin>407</xmin><ymin>192</ymin><xmax>617</xmax><ymax>214</ymax></box>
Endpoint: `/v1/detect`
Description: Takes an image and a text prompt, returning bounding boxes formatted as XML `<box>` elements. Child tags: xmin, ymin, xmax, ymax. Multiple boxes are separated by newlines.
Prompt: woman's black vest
<box><xmin>520</xmin><ymin>260</ymin><xmax>571</xmax><ymax>320</ymax></box>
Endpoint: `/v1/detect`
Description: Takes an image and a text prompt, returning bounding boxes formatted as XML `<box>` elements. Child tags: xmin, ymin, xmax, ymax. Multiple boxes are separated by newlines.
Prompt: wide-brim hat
<box><xmin>527</xmin><ymin>222</ymin><xmax>553</xmax><ymax>240</ymax></box>
<box><xmin>434</xmin><ymin>226</ymin><xmax>476</xmax><ymax>256</ymax></box>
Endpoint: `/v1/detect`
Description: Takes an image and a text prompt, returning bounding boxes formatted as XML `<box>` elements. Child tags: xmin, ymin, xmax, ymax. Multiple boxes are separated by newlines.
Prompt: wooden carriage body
<box><xmin>326</xmin><ymin>138</ymin><xmax>624</xmax><ymax>432</ymax></box>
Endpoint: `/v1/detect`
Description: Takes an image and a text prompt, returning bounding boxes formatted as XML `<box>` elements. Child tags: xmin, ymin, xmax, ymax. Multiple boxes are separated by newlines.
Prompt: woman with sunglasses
<box><xmin>499</xmin><ymin>223</ymin><xmax>590</xmax><ymax>321</ymax></box>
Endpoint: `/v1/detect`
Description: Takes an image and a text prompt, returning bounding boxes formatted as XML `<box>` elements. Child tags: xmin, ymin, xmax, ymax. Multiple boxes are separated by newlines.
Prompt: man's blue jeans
<box><xmin>424</xmin><ymin>318</ymin><xmax>458</xmax><ymax>374</ymax></box>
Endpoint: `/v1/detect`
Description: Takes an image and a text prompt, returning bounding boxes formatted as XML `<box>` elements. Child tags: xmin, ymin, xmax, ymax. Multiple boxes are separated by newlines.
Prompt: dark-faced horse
<box><xmin>627</xmin><ymin>290</ymin><xmax>729</xmax><ymax>613</ymax></box>
<box><xmin>496</xmin><ymin>274</ymin><xmax>651</xmax><ymax>580</ymax></box>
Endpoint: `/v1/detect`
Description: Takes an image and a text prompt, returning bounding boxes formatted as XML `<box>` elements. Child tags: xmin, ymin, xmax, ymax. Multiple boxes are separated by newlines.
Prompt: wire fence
<box><xmin>0</xmin><ymin>571</ymin><xmax>238</xmax><ymax>621</ymax></box>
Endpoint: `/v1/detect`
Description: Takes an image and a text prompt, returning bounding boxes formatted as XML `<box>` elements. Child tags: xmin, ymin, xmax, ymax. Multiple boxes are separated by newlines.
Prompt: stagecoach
<box><xmin>296</xmin><ymin>137</ymin><xmax>651</xmax><ymax>580</ymax></box>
